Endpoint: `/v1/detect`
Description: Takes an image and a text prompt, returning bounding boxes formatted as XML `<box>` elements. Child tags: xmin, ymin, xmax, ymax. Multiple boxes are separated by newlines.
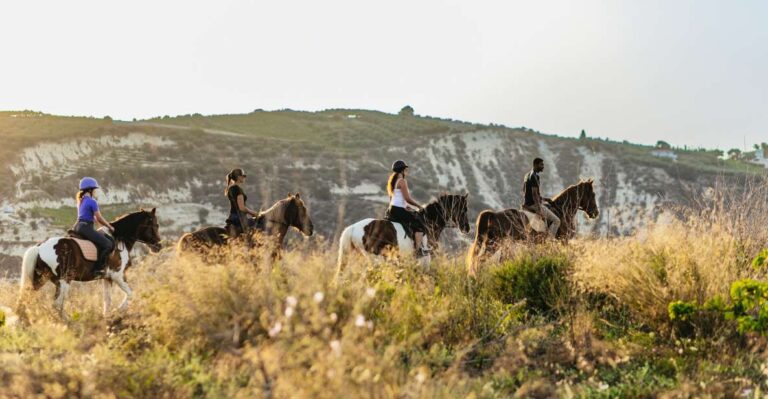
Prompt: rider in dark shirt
<box><xmin>224</xmin><ymin>168</ymin><xmax>260</xmax><ymax>234</ymax></box>
<box><xmin>522</xmin><ymin>158</ymin><xmax>561</xmax><ymax>237</ymax></box>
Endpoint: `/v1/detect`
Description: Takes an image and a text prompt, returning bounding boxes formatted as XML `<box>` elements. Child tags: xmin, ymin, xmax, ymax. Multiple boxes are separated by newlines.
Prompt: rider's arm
<box><xmin>94</xmin><ymin>211</ymin><xmax>114</xmax><ymax>232</ymax></box>
<box><xmin>399</xmin><ymin>180</ymin><xmax>423</xmax><ymax>210</ymax></box>
<box><xmin>532</xmin><ymin>186</ymin><xmax>545</xmax><ymax>215</ymax></box>
<box><xmin>236</xmin><ymin>194</ymin><xmax>258</xmax><ymax>216</ymax></box>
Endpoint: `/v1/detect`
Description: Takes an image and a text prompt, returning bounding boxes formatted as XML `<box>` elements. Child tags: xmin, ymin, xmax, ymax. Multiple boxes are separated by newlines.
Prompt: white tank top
<box><xmin>390</xmin><ymin>180</ymin><xmax>407</xmax><ymax>208</ymax></box>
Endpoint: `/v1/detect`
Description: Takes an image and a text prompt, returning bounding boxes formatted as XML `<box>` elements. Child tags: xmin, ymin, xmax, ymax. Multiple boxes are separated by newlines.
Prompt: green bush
<box><xmin>752</xmin><ymin>249</ymin><xmax>768</xmax><ymax>270</ymax></box>
<box><xmin>489</xmin><ymin>251</ymin><xmax>570</xmax><ymax>316</ymax></box>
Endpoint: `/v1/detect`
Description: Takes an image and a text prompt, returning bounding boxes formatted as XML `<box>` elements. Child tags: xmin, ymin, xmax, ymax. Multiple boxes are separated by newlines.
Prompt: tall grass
<box><xmin>1</xmin><ymin>178</ymin><xmax>768</xmax><ymax>397</ymax></box>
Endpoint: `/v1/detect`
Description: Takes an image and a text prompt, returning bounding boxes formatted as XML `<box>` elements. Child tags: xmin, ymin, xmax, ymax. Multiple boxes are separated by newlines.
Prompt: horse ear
<box><xmin>294</xmin><ymin>192</ymin><xmax>301</xmax><ymax>199</ymax></box>
<box><xmin>287</xmin><ymin>192</ymin><xmax>293</xmax><ymax>197</ymax></box>
<box><xmin>151</xmin><ymin>207</ymin><xmax>156</xmax><ymax>215</ymax></box>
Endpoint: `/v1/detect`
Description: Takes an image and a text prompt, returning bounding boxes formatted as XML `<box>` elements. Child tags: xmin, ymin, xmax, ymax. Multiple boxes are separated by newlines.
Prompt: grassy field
<box><xmin>1</xmin><ymin>182</ymin><xmax>767</xmax><ymax>398</ymax></box>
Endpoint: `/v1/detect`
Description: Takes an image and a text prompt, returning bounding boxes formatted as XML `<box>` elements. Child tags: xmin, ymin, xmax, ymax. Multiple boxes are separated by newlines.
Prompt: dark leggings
<box><xmin>73</xmin><ymin>221</ymin><xmax>113</xmax><ymax>266</ymax></box>
<box><xmin>385</xmin><ymin>206</ymin><xmax>426</xmax><ymax>238</ymax></box>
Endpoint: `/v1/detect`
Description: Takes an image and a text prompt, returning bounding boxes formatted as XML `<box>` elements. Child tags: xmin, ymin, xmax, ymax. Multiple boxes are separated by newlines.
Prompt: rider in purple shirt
<box><xmin>73</xmin><ymin>177</ymin><xmax>115</xmax><ymax>277</ymax></box>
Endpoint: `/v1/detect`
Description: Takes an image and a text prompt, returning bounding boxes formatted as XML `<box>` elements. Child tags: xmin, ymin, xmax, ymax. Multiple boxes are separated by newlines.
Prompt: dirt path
<box><xmin>126</xmin><ymin>122</ymin><xmax>247</xmax><ymax>138</ymax></box>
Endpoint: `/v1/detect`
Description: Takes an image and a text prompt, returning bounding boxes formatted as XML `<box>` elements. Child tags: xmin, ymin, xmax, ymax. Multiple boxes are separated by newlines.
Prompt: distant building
<box><xmin>651</xmin><ymin>149</ymin><xmax>678</xmax><ymax>161</ymax></box>
<box><xmin>750</xmin><ymin>147</ymin><xmax>768</xmax><ymax>168</ymax></box>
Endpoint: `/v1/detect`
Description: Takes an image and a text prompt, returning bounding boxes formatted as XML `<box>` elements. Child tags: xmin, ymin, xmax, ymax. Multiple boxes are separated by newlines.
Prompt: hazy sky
<box><xmin>1</xmin><ymin>0</ymin><xmax>766</xmax><ymax>150</ymax></box>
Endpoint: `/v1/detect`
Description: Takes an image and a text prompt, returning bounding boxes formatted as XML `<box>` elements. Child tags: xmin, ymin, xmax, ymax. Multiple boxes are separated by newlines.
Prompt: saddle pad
<box><xmin>520</xmin><ymin>210</ymin><xmax>548</xmax><ymax>233</ymax></box>
<box><xmin>69</xmin><ymin>238</ymin><xmax>98</xmax><ymax>261</ymax></box>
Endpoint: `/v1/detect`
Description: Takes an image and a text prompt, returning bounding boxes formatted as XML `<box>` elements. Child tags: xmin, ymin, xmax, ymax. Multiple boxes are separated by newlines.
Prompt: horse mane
<box><xmin>552</xmin><ymin>179</ymin><xmax>594</xmax><ymax>202</ymax></box>
<box><xmin>258</xmin><ymin>196</ymin><xmax>295</xmax><ymax>218</ymax></box>
<box><xmin>421</xmin><ymin>193</ymin><xmax>452</xmax><ymax>209</ymax></box>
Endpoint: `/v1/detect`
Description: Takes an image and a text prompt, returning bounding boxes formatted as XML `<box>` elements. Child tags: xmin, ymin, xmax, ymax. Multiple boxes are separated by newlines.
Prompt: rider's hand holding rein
<box><xmin>94</xmin><ymin>206</ymin><xmax>115</xmax><ymax>233</ymax></box>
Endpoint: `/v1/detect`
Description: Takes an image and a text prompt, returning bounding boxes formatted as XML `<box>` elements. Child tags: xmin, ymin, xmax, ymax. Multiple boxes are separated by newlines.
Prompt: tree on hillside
<box><xmin>727</xmin><ymin>148</ymin><xmax>742</xmax><ymax>160</ymax></box>
<box><xmin>579</xmin><ymin>129</ymin><xmax>587</xmax><ymax>140</ymax></box>
<box><xmin>655</xmin><ymin>140</ymin><xmax>672</xmax><ymax>150</ymax></box>
<box><xmin>399</xmin><ymin>105</ymin><xmax>414</xmax><ymax>117</ymax></box>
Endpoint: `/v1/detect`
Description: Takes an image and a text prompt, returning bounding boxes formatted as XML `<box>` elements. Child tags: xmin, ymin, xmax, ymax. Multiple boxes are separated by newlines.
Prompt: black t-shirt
<box><xmin>226</xmin><ymin>185</ymin><xmax>247</xmax><ymax>215</ymax></box>
<box><xmin>523</xmin><ymin>170</ymin><xmax>540</xmax><ymax>207</ymax></box>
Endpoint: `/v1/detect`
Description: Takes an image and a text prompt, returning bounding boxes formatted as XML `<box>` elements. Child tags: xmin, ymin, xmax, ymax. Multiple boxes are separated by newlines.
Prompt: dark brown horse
<box><xmin>19</xmin><ymin>208</ymin><xmax>162</xmax><ymax>316</ymax></box>
<box><xmin>467</xmin><ymin>179</ymin><xmax>599</xmax><ymax>274</ymax></box>
<box><xmin>177</xmin><ymin>193</ymin><xmax>314</xmax><ymax>257</ymax></box>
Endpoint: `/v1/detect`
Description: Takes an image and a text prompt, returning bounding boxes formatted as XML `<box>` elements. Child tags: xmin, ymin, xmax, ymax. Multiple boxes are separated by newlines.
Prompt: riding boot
<box><xmin>93</xmin><ymin>250</ymin><xmax>109</xmax><ymax>277</ymax></box>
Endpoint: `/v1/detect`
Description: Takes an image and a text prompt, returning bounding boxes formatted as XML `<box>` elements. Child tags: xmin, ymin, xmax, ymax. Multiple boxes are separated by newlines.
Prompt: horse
<box><xmin>177</xmin><ymin>193</ymin><xmax>314</xmax><ymax>257</ymax></box>
<box><xmin>18</xmin><ymin>208</ymin><xmax>162</xmax><ymax>316</ymax></box>
<box><xmin>336</xmin><ymin>193</ymin><xmax>471</xmax><ymax>276</ymax></box>
<box><xmin>467</xmin><ymin>179</ymin><xmax>599</xmax><ymax>275</ymax></box>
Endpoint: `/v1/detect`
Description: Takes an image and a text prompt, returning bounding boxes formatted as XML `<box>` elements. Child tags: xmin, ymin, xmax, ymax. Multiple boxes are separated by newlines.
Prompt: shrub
<box><xmin>488</xmin><ymin>249</ymin><xmax>570</xmax><ymax>316</ymax></box>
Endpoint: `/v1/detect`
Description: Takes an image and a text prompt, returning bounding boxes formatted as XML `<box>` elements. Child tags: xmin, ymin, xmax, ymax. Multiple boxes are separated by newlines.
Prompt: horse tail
<box><xmin>336</xmin><ymin>225</ymin><xmax>354</xmax><ymax>280</ymax></box>
<box><xmin>19</xmin><ymin>244</ymin><xmax>39</xmax><ymax>294</ymax></box>
<box><xmin>176</xmin><ymin>232</ymin><xmax>193</xmax><ymax>254</ymax></box>
<box><xmin>467</xmin><ymin>210</ymin><xmax>493</xmax><ymax>276</ymax></box>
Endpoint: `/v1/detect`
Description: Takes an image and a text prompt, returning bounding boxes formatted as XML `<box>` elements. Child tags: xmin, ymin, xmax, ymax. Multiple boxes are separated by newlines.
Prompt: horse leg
<box><xmin>102</xmin><ymin>279</ymin><xmax>113</xmax><ymax>316</ymax></box>
<box><xmin>54</xmin><ymin>281</ymin><xmax>70</xmax><ymax>317</ymax></box>
<box><xmin>112</xmin><ymin>273</ymin><xmax>133</xmax><ymax>312</ymax></box>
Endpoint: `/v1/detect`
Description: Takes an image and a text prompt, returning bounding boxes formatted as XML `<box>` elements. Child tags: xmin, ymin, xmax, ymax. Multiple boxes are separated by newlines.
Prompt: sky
<box><xmin>1</xmin><ymin>0</ymin><xmax>766</xmax><ymax>150</ymax></box>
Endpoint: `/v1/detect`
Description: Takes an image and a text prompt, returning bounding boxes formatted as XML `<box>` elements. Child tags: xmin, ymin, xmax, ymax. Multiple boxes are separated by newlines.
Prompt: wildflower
<box><xmin>366</xmin><ymin>321</ymin><xmax>374</xmax><ymax>330</ymax></box>
<box><xmin>365</xmin><ymin>287</ymin><xmax>376</xmax><ymax>298</ymax></box>
<box><xmin>286</xmin><ymin>296</ymin><xmax>298</xmax><ymax>307</ymax></box>
<box><xmin>314</xmin><ymin>291</ymin><xmax>325</xmax><ymax>303</ymax></box>
<box><xmin>330</xmin><ymin>313</ymin><xmax>338</xmax><ymax>323</ymax></box>
<box><xmin>268</xmin><ymin>322</ymin><xmax>283</xmax><ymax>337</ymax></box>
<box><xmin>330</xmin><ymin>339</ymin><xmax>342</xmax><ymax>357</ymax></box>
<box><xmin>355</xmin><ymin>314</ymin><xmax>366</xmax><ymax>327</ymax></box>
<box><xmin>285</xmin><ymin>307</ymin><xmax>295</xmax><ymax>318</ymax></box>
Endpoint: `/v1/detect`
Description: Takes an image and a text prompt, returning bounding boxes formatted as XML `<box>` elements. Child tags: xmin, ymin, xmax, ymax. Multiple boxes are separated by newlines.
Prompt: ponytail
<box><xmin>224</xmin><ymin>172</ymin><xmax>234</xmax><ymax>195</ymax></box>
<box><xmin>76</xmin><ymin>189</ymin><xmax>93</xmax><ymax>205</ymax></box>
<box><xmin>387</xmin><ymin>172</ymin><xmax>402</xmax><ymax>198</ymax></box>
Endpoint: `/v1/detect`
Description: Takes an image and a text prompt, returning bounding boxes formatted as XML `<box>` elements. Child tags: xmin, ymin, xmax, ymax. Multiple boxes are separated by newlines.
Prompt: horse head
<box><xmin>136</xmin><ymin>208</ymin><xmax>163</xmax><ymax>251</ymax></box>
<box><xmin>112</xmin><ymin>208</ymin><xmax>162</xmax><ymax>252</ymax></box>
<box><xmin>287</xmin><ymin>192</ymin><xmax>314</xmax><ymax>236</ymax></box>
<box><xmin>436</xmin><ymin>193</ymin><xmax>471</xmax><ymax>234</ymax></box>
<box><xmin>577</xmin><ymin>179</ymin><xmax>599</xmax><ymax>219</ymax></box>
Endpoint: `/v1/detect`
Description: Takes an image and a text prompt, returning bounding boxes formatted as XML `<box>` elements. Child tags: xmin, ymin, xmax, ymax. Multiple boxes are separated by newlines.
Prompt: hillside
<box><xmin>1</xmin><ymin>109</ymin><xmax>765</xmax><ymax>274</ymax></box>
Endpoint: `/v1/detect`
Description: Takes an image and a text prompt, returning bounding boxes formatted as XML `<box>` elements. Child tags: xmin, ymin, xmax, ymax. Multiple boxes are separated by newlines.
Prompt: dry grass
<box><xmin>1</xmin><ymin>179</ymin><xmax>768</xmax><ymax>397</ymax></box>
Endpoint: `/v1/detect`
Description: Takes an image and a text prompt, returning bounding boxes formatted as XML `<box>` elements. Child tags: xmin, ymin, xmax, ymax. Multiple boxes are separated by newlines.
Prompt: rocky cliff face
<box><xmin>0</xmin><ymin>111</ymin><xmax>744</xmax><ymax>275</ymax></box>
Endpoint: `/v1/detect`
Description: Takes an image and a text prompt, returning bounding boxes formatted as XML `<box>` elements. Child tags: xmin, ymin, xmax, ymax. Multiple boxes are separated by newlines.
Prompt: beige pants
<box><xmin>525</xmin><ymin>205</ymin><xmax>561</xmax><ymax>237</ymax></box>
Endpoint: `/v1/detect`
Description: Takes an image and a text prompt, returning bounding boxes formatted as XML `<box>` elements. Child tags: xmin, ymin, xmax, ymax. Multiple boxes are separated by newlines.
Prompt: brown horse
<box><xmin>177</xmin><ymin>193</ymin><xmax>314</xmax><ymax>257</ymax></box>
<box><xmin>19</xmin><ymin>208</ymin><xmax>162</xmax><ymax>316</ymax></box>
<box><xmin>467</xmin><ymin>179</ymin><xmax>599</xmax><ymax>274</ymax></box>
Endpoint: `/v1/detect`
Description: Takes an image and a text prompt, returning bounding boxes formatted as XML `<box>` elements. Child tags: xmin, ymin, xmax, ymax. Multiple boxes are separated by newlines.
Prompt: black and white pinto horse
<box><xmin>18</xmin><ymin>209</ymin><xmax>162</xmax><ymax>316</ymax></box>
<box><xmin>336</xmin><ymin>194</ymin><xmax>470</xmax><ymax>273</ymax></box>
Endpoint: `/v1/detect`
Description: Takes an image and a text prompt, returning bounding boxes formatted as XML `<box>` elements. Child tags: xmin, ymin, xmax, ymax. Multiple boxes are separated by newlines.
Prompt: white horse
<box><xmin>18</xmin><ymin>209</ymin><xmax>162</xmax><ymax>316</ymax></box>
<box><xmin>336</xmin><ymin>194</ymin><xmax>470</xmax><ymax>278</ymax></box>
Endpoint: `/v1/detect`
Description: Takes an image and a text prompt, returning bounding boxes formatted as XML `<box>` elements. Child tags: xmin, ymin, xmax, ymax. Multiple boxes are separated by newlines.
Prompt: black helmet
<box><xmin>392</xmin><ymin>160</ymin><xmax>408</xmax><ymax>172</ymax></box>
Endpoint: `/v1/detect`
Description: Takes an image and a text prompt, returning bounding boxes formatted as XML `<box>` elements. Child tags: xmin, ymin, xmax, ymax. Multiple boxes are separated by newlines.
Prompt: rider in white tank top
<box><xmin>390</xmin><ymin>183</ymin><xmax>407</xmax><ymax>208</ymax></box>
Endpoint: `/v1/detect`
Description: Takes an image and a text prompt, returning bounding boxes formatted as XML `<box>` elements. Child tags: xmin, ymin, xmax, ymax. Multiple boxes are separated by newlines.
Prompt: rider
<box><xmin>384</xmin><ymin>160</ymin><xmax>429</xmax><ymax>257</ymax></box>
<box><xmin>73</xmin><ymin>177</ymin><xmax>115</xmax><ymax>277</ymax></box>
<box><xmin>224</xmin><ymin>168</ymin><xmax>260</xmax><ymax>235</ymax></box>
<box><xmin>522</xmin><ymin>158</ymin><xmax>561</xmax><ymax>238</ymax></box>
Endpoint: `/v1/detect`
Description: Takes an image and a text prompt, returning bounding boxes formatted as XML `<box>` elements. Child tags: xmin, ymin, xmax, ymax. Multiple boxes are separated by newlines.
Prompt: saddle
<box><xmin>66</xmin><ymin>230</ymin><xmax>114</xmax><ymax>262</ymax></box>
<box><xmin>225</xmin><ymin>215</ymin><xmax>266</xmax><ymax>238</ymax></box>
<box><xmin>519</xmin><ymin>206</ymin><xmax>551</xmax><ymax>234</ymax></box>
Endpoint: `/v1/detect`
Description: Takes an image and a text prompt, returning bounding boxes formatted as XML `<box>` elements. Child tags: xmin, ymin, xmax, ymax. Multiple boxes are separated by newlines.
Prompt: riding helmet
<box><xmin>392</xmin><ymin>160</ymin><xmax>408</xmax><ymax>172</ymax></box>
<box><xmin>79</xmin><ymin>177</ymin><xmax>100</xmax><ymax>190</ymax></box>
